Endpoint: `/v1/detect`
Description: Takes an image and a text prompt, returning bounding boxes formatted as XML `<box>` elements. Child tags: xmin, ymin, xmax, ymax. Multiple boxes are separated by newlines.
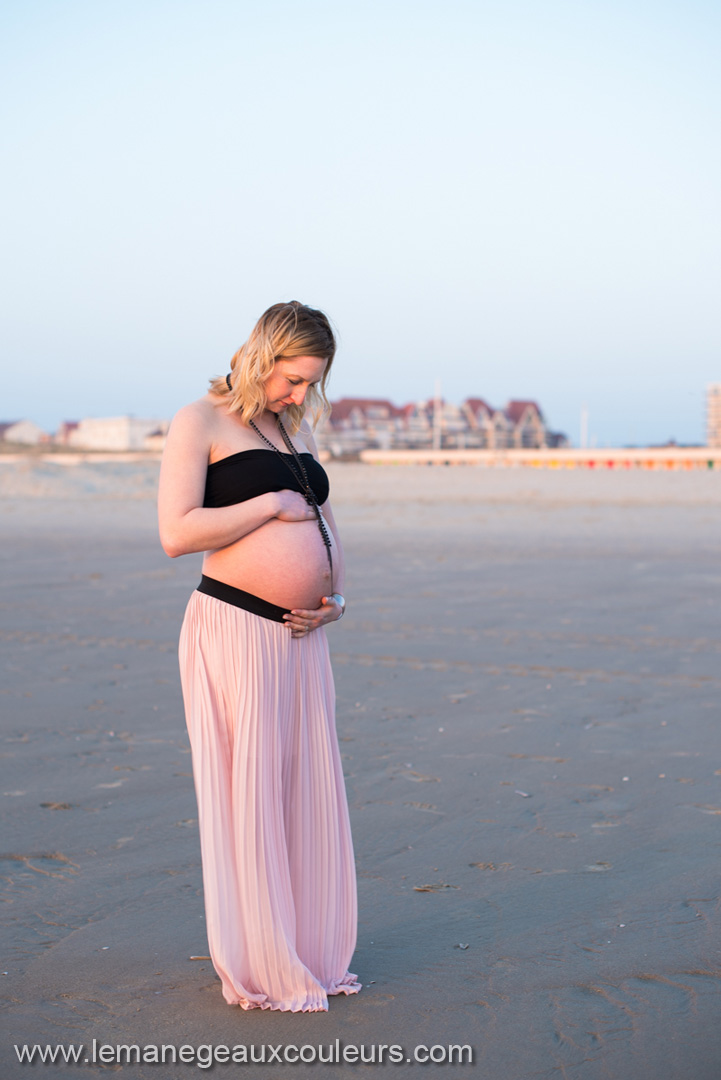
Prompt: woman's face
<box><xmin>262</xmin><ymin>356</ymin><xmax>327</xmax><ymax>413</ymax></box>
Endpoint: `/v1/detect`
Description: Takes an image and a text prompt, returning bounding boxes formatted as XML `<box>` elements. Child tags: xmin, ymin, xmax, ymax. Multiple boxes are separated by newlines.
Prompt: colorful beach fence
<box><xmin>359</xmin><ymin>448</ymin><xmax>721</xmax><ymax>470</ymax></box>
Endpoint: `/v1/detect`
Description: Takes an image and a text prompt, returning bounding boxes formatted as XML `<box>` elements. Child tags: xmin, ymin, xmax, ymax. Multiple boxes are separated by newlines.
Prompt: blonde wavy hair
<box><xmin>209</xmin><ymin>301</ymin><xmax>336</xmax><ymax>433</ymax></box>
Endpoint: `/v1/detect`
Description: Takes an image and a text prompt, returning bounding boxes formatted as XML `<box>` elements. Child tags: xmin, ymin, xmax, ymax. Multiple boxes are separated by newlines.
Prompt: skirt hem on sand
<box><xmin>228</xmin><ymin>972</ymin><xmax>363</xmax><ymax>1012</ymax></box>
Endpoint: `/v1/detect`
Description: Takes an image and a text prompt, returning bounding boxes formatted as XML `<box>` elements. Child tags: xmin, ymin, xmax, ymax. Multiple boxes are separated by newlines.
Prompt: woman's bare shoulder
<box><xmin>162</xmin><ymin>398</ymin><xmax>221</xmax><ymax>468</ymax></box>
<box><xmin>174</xmin><ymin>394</ymin><xmax>216</xmax><ymax>420</ymax></box>
<box><xmin>170</xmin><ymin>395</ymin><xmax>218</xmax><ymax>435</ymax></box>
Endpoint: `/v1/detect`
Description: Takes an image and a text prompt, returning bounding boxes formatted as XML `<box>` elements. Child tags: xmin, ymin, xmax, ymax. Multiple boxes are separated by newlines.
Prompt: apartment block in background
<box><xmin>707</xmin><ymin>384</ymin><xmax>721</xmax><ymax>448</ymax></box>
<box><xmin>67</xmin><ymin>416</ymin><xmax>169</xmax><ymax>451</ymax></box>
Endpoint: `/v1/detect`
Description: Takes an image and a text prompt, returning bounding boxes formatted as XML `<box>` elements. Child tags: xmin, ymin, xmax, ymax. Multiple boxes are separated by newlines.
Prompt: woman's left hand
<box><xmin>283</xmin><ymin>596</ymin><xmax>343</xmax><ymax>638</ymax></box>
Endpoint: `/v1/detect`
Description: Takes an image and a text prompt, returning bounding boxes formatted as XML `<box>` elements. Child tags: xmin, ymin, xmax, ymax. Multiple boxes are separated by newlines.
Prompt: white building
<box><xmin>0</xmin><ymin>420</ymin><xmax>48</xmax><ymax>445</ymax></box>
<box><xmin>67</xmin><ymin>416</ymin><xmax>169</xmax><ymax>451</ymax></box>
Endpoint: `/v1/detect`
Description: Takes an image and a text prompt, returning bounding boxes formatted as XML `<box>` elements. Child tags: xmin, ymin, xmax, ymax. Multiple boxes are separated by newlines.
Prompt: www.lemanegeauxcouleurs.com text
<box><xmin>14</xmin><ymin>1038</ymin><xmax>474</xmax><ymax>1067</ymax></box>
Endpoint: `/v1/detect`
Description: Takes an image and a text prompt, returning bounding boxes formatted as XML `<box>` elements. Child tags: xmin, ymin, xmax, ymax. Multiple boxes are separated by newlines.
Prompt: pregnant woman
<box><xmin>158</xmin><ymin>301</ymin><xmax>360</xmax><ymax>1012</ymax></box>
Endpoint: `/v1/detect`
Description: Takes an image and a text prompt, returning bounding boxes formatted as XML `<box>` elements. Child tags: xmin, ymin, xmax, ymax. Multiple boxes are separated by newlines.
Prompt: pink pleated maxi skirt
<box><xmin>178</xmin><ymin>589</ymin><xmax>361</xmax><ymax>1012</ymax></box>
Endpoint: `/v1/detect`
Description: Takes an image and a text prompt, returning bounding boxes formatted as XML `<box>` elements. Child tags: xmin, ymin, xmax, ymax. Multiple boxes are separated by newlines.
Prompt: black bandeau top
<box><xmin>203</xmin><ymin>448</ymin><xmax>330</xmax><ymax>509</ymax></box>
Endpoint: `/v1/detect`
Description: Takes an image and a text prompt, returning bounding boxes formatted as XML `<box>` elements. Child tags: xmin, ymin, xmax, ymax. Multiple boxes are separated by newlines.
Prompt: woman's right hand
<box><xmin>273</xmin><ymin>490</ymin><xmax>318</xmax><ymax>522</ymax></box>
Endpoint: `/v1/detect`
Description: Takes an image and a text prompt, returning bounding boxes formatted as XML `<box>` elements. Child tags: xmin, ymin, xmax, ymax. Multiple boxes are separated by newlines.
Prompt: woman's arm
<box><xmin>319</xmin><ymin>499</ymin><xmax>345</xmax><ymax>594</ymax></box>
<box><xmin>281</xmin><ymin>422</ymin><xmax>346</xmax><ymax>635</ymax></box>
<box><xmin>158</xmin><ymin>402</ymin><xmax>315</xmax><ymax>558</ymax></box>
<box><xmin>301</xmin><ymin>421</ymin><xmax>346</xmax><ymax>592</ymax></box>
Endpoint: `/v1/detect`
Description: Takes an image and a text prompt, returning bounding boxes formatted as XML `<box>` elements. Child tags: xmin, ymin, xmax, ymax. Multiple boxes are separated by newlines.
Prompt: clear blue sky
<box><xmin>2</xmin><ymin>0</ymin><xmax>719</xmax><ymax>446</ymax></box>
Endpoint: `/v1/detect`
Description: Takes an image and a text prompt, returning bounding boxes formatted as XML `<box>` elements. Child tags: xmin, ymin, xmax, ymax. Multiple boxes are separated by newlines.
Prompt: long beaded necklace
<box><xmin>248</xmin><ymin>415</ymin><xmax>334</xmax><ymax>588</ymax></box>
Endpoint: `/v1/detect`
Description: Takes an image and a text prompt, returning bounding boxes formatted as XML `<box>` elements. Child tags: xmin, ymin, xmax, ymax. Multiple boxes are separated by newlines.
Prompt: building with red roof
<box><xmin>320</xmin><ymin>395</ymin><xmax>566</xmax><ymax>454</ymax></box>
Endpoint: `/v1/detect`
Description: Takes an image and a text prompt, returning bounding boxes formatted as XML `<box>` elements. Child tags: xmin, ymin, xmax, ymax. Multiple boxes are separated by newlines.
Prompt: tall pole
<box><xmin>433</xmin><ymin>380</ymin><xmax>442</xmax><ymax>451</ymax></box>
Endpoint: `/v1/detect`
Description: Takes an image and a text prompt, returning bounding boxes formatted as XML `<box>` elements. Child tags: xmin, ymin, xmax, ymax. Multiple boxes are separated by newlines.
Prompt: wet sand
<box><xmin>2</xmin><ymin>460</ymin><xmax>721</xmax><ymax>1078</ymax></box>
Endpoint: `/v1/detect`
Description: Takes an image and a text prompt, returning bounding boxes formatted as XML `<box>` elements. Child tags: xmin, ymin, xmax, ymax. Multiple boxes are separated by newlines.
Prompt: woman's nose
<box><xmin>291</xmin><ymin>385</ymin><xmax>307</xmax><ymax>405</ymax></box>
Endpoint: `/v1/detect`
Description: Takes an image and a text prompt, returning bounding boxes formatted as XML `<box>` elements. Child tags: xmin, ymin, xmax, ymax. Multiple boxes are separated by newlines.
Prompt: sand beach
<box><xmin>1</xmin><ymin>458</ymin><xmax>720</xmax><ymax>1078</ymax></box>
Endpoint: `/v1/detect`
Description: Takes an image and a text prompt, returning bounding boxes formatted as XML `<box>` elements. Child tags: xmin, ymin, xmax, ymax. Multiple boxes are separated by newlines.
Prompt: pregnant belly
<box><xmin>202</xmin><ymin>516</ymin><xmax>334</xmax><ymax>611</ymax></box>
